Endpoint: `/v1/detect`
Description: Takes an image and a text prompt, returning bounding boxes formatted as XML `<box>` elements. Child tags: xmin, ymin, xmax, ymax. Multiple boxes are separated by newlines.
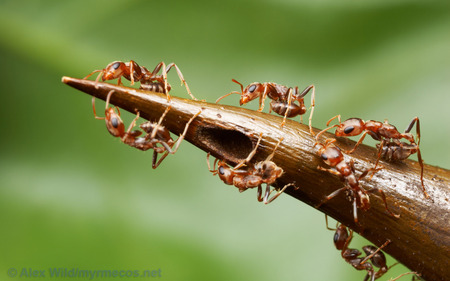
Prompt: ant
<box><xmin>328</xmin><ymin>219</ymin><xmax>391</xmax><ymax>281</ymax></box>
<box><xmin>326</xmin><ymin>218</ymin><xmax>419</xmax><ymax>281</ymax></box>
<box><xmin>84</xmin><ymin>60</ymin><xmax>198</xmax><ymax>101</ymax></box>
<box><xmin>92</xmin><ymin>90</ymin><xmax>201</xmax><ymax>168</ymax></box>
<box><xmin>315</xmin><ymin>138</ymin><xmax>399</xmax><ymax>224</ymax></box>
<box><xmin>207</xmin><ymin>134</ymin><xmax>296</xmax><ymax>204</ymax></box>
<box><xmin>216</xmin><ymin>79</ymin><xmax>315</xmax><ymax>134</ymax></box>
<box><xmin>316</xmin><ymin>115</ymin><xmax>428</xmax><ymax>198</ymax></box>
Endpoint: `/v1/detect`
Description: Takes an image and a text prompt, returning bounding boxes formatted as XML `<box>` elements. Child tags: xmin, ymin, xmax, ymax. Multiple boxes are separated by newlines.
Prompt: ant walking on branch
<box><xmin>314</xmin><ymin>138</ymin><xmax>399</xmax><ymax>224</ymax></box>
<box><xmin>316</xmin><ymin>115</ymin><xmax>428</xmax><ymax>198</ymax></box>
<box><xmin>207</xmin><ymin>134</ymin><xmax>296</xmax><ymax>204</ymax></box>
<box><xmin>216</xmin><ymin>80</ymin><xmax>315</xmax><ymax>134</ymax></box>
<box><xmin>93</xmin><ymin>90</ymin><xmax>201</xmax><ymax>168</ymax></box>
<box><xmin>84</xmin><ymin>60</ymin><xmax>199</xmax><ymax>101</ymax></box>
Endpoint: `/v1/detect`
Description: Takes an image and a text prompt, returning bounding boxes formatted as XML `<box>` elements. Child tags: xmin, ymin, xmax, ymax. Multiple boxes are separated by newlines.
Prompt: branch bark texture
<box><xmin>63</xmin><ymin>76</ymin><xmax>450</xmax><ymax>281</ymax></box>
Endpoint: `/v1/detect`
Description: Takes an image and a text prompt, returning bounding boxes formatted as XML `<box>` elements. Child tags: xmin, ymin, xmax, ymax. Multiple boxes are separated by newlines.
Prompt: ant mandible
<box><xmin>92</xmin><ymin>90</ymin><xmax>201</xmax><ymax>168</ymax></box>
<box><xmin>84</xmin><ymin>60</ymin><xmax>198</xmax><ymax>101</ymax></box>
<box><xmin>328</xmin><ymin>220</ymin><xmax>391</xmax><ymax>281</ymax></box>
<box><xmin>316</xmin><ymin>115</ymin><xmax>428</xmax><ymax>198</ymax></box>
<box><xmin>207</xmin><ymin>134</ymin><xmax>296</xmax><ymax>204</ymax></box>
<box><xmin>315</xmin><ymin>138</ymin><xmax>399</xmax><ymax>224</ymax></box>
<box><xmin>216</xmin><ymin>80</ymin><xmax>315</xmax><ymax>134</ymax></box>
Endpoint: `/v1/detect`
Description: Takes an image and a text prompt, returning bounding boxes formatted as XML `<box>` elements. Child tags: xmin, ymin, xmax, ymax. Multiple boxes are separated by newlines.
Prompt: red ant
<box><xmin>328</xmin><ymin>220</ymin><xmax>391</xmax><ymax>281</ymax></box>
<box><xmin>326</xmin><ymin>217</ymin><xmax>419</xmax><ymax>281</ymax></box>
<box><xmin>207</xmin><ymin>135</ymin><xmax>296</xmax><ymax>204</ymax></box>
<box><xmin>316</xmin><ymin>115</ymin><xmax>428</xmax><ymax>198</ymax></box>
<box><xmin>92</xmin><ymin>90</ymin><xmax>201</xmax><ymax>168</ymax></box>
<box><xmin>216</xmin><ymin>80</ymin><xmax>315</xmax><ymax>134</ymax></box>
<box><xmin>315</xmin><ymin>138</ymin><xmax>399</xmax><ymax>224</ymax></box>
<box><xmin>84</xmin><ymin>60</ymin><xmax>198</xmax><ymax>101</ymax></box>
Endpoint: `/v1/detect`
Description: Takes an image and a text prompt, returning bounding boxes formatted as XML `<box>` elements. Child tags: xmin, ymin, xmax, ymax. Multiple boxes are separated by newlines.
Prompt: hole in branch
<box><xmin>197</xmin><ymin>127</ymin><xmax>254</xmax><ymax>164</ymax></box>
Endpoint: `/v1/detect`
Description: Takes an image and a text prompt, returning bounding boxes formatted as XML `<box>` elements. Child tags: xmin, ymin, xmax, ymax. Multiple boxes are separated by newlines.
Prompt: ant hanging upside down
<box><xmin>93</xmin><ymin>90</ymin><xmax>201</xmax><ymax>168</ymax></box>
<box><xmin>331</xmin><ymin>223</ymin><xmax>391</xmax><ymax>281</ymax></box>
<box><xmin>216</xmin><ymin>80</ymin><xmax>315</xmax><ymax>134</ymax></box>
<box><xmin>326</xmin><ymin>217</ymin><xmax>419</xmax><ymax>281</ymax></box>
<box><xmin>314</xmin><ymin>138</ymin><xmax>399</xmax><ymax>224</ymax></box>
<box><xmin>207</xmin><ymin>134</ymin><xmax>297</xmax><ymax>204</ymax></box>
<box><xmin>84</xmin><ymin>60</ymin><xmax>199</xmax><ymax>101</ymax></box>
<box><xmin>316</xmin><ymin>115</ymin><xmax>428</xmax><ymax>198</ymax></box>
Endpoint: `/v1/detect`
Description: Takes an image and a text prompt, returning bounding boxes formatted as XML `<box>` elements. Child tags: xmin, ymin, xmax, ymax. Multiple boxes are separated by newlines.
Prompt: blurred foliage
<box><xmin>0</xmin><ymin>0</ymin><xmax>449</xmax><ymax>280</ymax></box>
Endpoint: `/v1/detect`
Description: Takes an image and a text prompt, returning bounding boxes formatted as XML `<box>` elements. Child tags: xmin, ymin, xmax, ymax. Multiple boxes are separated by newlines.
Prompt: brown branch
<box><xmin>62</xmin><ymin>76</ymin><xmax>450</xmax><ymax>281</ymax></box>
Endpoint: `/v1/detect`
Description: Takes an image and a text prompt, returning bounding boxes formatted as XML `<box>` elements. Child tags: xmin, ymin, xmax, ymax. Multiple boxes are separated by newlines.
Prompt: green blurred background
<box><xmin>1</xmin><ymin>1</ymin><xmax>449</xmax><ymax>280</ymax></box>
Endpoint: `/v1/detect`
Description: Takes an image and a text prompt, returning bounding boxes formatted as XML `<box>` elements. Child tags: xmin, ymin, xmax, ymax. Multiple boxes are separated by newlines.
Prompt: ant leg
<box><xmin>84</xmin><ymin>69</ymin><xmax>105</xmax><ymax>90</ymax></box>
<box><xmin>233</xmin><ymin>133</ymin><xmax>263</xmax><ymax>170</ymax></box>
<box><xmin>346</xmin><ymin>131</ymin><xmax>369</xmax><ymax>154</ymax></box>
<box><xmin>404</xmin><ymin>117</ymin><xmax>420</xmax><ymax>144</ymax></box>
<box><xmin>280</xmin><ymin>88</ymin><xmax>293</xmax><ymax>128</ymax></box>
<box><xmin>416</xmin><ymin>148</ymin><xmax>428</xmax><ymax>198</ymax></box>
<box><xmin>388</xmin><ymin>272</ymin><xmax>420</xmax><ymax>281</ymax></box>
<box><xmin>324</xmin><ymin>215</ymin><xmax>339</xmax><ymax>231</ymax></box>
<box><xmin>373</xmin><ymin>140</ymin><xmax>386</xmax><ymax>172</ymax></box>
<box><xmin>93</xmin><ymin>90</ymin><xmax>115</xmax><ymax>119</ymax></box>
<box><xmin>264</xmin><ymin>183</ymin><xmax>295</xmax><ymax>204</ymax></box>
<box><xmin>152</xmin><ymin>150</ymin><xmax>170</xmax><ymax>169</ymax></box>
<box><xmin>152</xmin><ymin>62</ymin><xmax>171</xmax><ymax>101</ymax></box>
<box><xmin>308</xmin><ymin>85</ymin><xmax>315</xmax><ymax>136</ymax></box>
<box><xmin>315</xmin><ymin>125</ymin><xmax>338</xmax><ymax>142</ymax></box>
<box><xmin>265</xmin><ymin>137</ymin><xmax>284</xmax><ymax>162</ymax></box>
<box><xmin>257</xmin><ymin>84</ymin><xmax>270</xmax><ymax>112</ymax></box>
<box><xmin>403</xmin><ymin>117</ymin><xmax>428</xmax><ymax>198</ymax></box>
<box><xmin>365</xmin><ymin>188</ymin><xmax>400</xmax><ymax>219</ymax></box>
<box><xmin>92</xmin><ymin>97</ymin><xmax>105</xmax><ymax>120</ymax></box>
<box><xmin>360</xmin><ymin>240</ymin><xmax>391</xmax><ymax>265</ymax></box>
<box><xmin>128</xmin><ymin>60</ymin><xmax>143</xmax><ymax>86</ymax></box>
<box><xmin>151</xmin><ymin>62</ymin><xmax>163</xmax><ymax>76</ymax></box>
<box><xmin>124</xmin><ymin>111</ymin><xmax>142</xmax><ymax>137</ymax></box>
<box><xmin>129</xmin><ymin>61</ymin><xmax>136</xmax><ymax>85</ymax></box>
<box><xmin>169</xmin><ymin>110</ymin><xmax>202</xmax><ymax>154</ymax></box>
<box><xmin>149</xmin><ymin>106</ymin><xmax>172</xmax><ymax>140</ymax></box>
<box><xmin>84</xmin><ymin>68</ymin><xmax>104</xmax><ymax>89</ymax></box>
<box><xmin>298</xmin><ymin>85</ymin><xmax>316</xmax><ymax>136</ymax></box>
<box><xmin>317</xmin><ymin>166</ymin><xmax>342</xmax><ymax>177</ymax></box>
<box><xmin>326</xmin><ymin>114</ymin><xmax>342</xmax><ymax>127</ymax></box>
<box><xmin>206</xmin><ymin>153</ymin><xmax>219</xmax><ymax>173</ymax></box>
<box><xmin>352</xmin><ymin>198</ymin><xmax>360</xmax><ymax>224</ymax></box>
<box><xmin>342</xmin><ymin>226</ymin><xmax>353</xmax><ymax>253</ymax></box>
<box><xmin>256</xmin><ymin>185</ymin><xmax>264</xmax><ymax>202</ymax></box>
<box><xmin>161</xmin><ymin>62</ymin><xmax>171</xmax><ymax>101</ymax></box>
<box><xmin>315</xmin><ymin>185</ymin><xmax>347</xmax><ymax>208</ymax></box>
<box><xmin>166</xmin><ymin>63</ymin><xmax>198</xmax><ymax>100</ymax></box>
<box><xmin>83</xmin><ymin>69</ymin><xmax>102</xmax><ymax>80</ymax></box>
<box><xmin>216</xmin><ymin>91</ymin><xmax>241</xmax><ymax>103</ymax></box>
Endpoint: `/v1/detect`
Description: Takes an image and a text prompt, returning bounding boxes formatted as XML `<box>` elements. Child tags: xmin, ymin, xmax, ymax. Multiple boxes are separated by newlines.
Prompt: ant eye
<box><xmin>218</xmin><ymin>166</ymin><xmax>225</xmax><ymax>175</ymax></box>
<box><xmin>344</xmin><ymin>126</ymin><xmax>354</xmax><ymax>134</ymax></box>
<box><xmin>112</xmin><ymin>62</ymin><xmax>120</xmax><ymax>70</ymax></box>
<box><xmin>111</xmin><ymin>117</ymin><xmax>119</xmax><ymax>128</ymax></box>
<box><xmin>248</xmin><ymin>84</ymin><xmax>257</xmax><ymax>93</ymax></box>
<box><xmin>321</xmin><ymin>153</ymin><xmax>328</xmax><ymax>160</ymax></box>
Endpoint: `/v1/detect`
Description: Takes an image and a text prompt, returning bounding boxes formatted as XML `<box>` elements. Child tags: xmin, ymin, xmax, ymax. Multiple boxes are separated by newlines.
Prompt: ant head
<box><xmin>217</xmin><ymin>162</ymin><xmax>235</xmax><ymax>185</ymax></box>
<box><xmin>319</xmin><ymin>144</ymin><xmax>342</xmax><ymax>167</ymax></box>
<box><xmin>333</xmin><ymin>224</ymin><xmax>349</xmax><ymax>251</ymax></box>
<box><xmin>240</xmin><ymin>82</ymin><xmax>264</xmax><ymax>105</ymax></box>
<box><xmin>335</xmin><ymin>118</ymin><xmax>365</xmax><ymax>137</ymax></box>
<box><xmin>102</xmin><ymin>61</ymin><xmax>126</xmax><ymax>81</ymax></box>
<box><xmin>104</xmin><ymin>107</ymin><xmax>125</xmax><ymax>137</ymax></box>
